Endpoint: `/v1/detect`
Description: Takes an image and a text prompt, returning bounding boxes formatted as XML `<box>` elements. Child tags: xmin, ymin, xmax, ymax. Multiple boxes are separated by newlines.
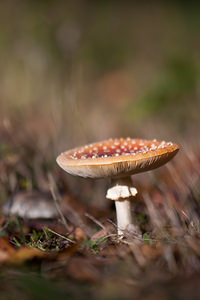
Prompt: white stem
<box><xmin>115</xmin><ymin>199</ymin><xmax>132</xmax><ymax>235</ymax></box>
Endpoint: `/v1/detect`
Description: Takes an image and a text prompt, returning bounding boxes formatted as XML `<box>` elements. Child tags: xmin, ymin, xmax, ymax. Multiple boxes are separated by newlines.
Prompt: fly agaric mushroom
<box><xmin>56</xmin><ymin>138</ymin><xmax>179</xmax><ymax>236</ymax></box>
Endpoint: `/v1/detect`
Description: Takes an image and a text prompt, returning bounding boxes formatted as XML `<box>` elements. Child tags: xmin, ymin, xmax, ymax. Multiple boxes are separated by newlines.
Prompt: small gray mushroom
<box><xmin>3</xmin><ymin>191</ymin><xmax>59</xmax><ymax>219</ymax></box>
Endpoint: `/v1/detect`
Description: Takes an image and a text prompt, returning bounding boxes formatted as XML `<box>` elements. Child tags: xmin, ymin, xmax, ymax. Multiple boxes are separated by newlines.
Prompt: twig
<box><xmin>85</xmin><ymin>212</ymin><xmax>106</xmax><ymax>230</ymax></box>
<box><xmin>46</xmin><ymin>227</ymin><xmax>76</xmax><ymax>244</ymax></box>
<box><xmin>48</xmin><ymin>173</ymin><xmax>70</xmax><ymax>231</ymax></box>
<box><xmin>106</xmin><ymin>218</ymin><xmax>117</xmax><ymax>228</ymax></box>
<box><xmin>103</xmin><ymin>233</ymin><xmax>117</xmax><ymax>239</ymax></box>
<box><xmin>0</xmin><ymin>220</ymin><xmax>9</xmax><ymax>233</ymax></box>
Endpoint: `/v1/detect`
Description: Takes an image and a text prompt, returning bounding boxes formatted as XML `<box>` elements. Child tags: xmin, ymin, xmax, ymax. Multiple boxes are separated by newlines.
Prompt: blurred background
<box><xmin>0</xmin><ymin>0</ymin><xmax>200</xmax><ymax>206</ymax></box>
<box><xmin>1</xmin><ymin>2</ymin><xmax>200</xmax><ymax>298</ymax></box>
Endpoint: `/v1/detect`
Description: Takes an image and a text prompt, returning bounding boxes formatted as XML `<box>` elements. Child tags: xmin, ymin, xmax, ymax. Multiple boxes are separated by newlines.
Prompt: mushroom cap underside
<box><xmin>56</xmin><ymin>138</ymin><xmax>179</xmax><ymax>179</ymax></box>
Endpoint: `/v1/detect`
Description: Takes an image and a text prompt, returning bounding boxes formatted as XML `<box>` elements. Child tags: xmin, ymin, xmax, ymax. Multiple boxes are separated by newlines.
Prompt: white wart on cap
<box><xmin>56</xmin><ymin>138</ymin><xmax>179</xmax><ymax>179</ymax></box>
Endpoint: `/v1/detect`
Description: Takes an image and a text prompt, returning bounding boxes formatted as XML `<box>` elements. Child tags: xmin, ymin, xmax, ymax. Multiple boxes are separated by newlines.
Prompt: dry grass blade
<box><xmin>143</xmin><ymin>192</ymin><xmax>164</xmax><ymax>228</ymax></box>
<box><xmin>46</xmin><ymin>228</ymin><xmax>76</xmax><ymax>244</ymax></box>
<box><xmin>128</xmin><ymin>241</ymin><xmax>146</xmax><ymax>267</ymax></box>
<box><xmin>163</xmin><ymin>245</ymin><xmax>177</xmax><ymax>273</ymax></box>
<box><xmin>48</xmin><ymin>173</ymin><xmax>70</xmax><ymax>231</ymax></box>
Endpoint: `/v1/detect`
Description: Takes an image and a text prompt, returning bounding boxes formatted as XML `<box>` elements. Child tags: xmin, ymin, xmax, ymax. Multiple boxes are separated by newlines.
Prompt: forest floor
<box><xmin>0</xmin><ymin>121</ymin><xmax>200</xmax><ymax>300</ymax></box>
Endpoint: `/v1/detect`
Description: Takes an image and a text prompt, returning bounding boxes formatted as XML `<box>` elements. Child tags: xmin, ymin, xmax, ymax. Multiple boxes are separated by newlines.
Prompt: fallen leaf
<box><xmin>90</xmin><ymin>229</ymin><xmax>108</xmax><ymax>242</ymax></box>
<box><xmin>98</xmin><ymin>245</ymin><xmax>120</xmax><ymax>259</ymax></box>
<box><xmin>57</xmin><ymin>243</ymin><xmax>80</xmax><ymax>261</ymax></box>
<box><xmin>7</xmin><ymin>247</ymin><xmax>46</xmax><ymax>265</ymax></box>
<box><xmin>74</xmin><ymin>227</ymin><xmax>87</xmax><ymax>241</ymax></box>
<box><xmin>0</xmin><ymin>236</ymin><xmax>16</xmax><ymax>263</ymax></box>
<box><xmin>141</xmin><ymin>243</ymin><xmax>162</xmax><ymax>260</ymax></box>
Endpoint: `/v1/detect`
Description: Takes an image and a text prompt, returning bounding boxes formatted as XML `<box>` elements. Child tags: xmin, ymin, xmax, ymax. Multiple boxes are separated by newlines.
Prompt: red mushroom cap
<box><xmin>56</xmin><ymin>138</ymin><xmax>179</xmax><ymax>179</ymax></box>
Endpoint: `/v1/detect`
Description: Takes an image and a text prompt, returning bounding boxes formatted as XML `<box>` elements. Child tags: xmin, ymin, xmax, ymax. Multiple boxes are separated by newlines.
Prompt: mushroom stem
<box><xmin>115</xmin><ymin>198</ymin><xmax>132</xmax><ymax>235</ymax></box>
<box><xmin>106</xmin><ymin>176</ymin><xmax>139</xmax><ymax>236</ymax></box>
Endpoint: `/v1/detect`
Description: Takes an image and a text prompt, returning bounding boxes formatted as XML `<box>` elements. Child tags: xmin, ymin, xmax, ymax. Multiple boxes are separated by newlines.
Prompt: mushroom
<box><xmin>56</xmin><ymin>138</ymin><xmax>179</xmax><ymax>236</ymax></box>
<box><xmin>3</xmin><ymin>191</ymin><xmax>59</xmax><ymax>220</ymax></box>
